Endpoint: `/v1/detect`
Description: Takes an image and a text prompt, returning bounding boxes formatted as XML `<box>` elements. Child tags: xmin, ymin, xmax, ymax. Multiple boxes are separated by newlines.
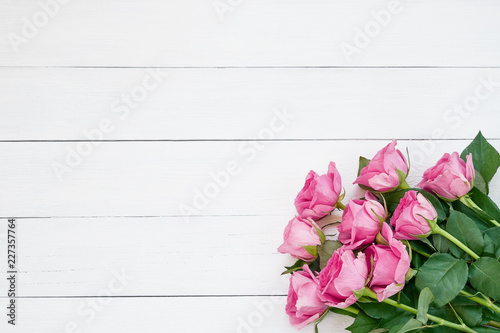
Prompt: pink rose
<box><xmin>295</xmin><ymin>162</ymin><xmax>342</xmax><ymax>220</ymax></box>
<box><xmin>365</xmin><ymin>223</ymin><xmax>410</xmax><ymax>301</ymax></box>
<box><xmin>318</xmin><ymin>247</ymin><xmax>369</xmax><ymax>308</ymax></box>
<box><xmin>390</xmin><ymin>190</ymin><xmax>437</xmax><ymax>240</ymax></box>
<box><xmin>354</xmin><ymin>140</ymin><xmax>409</xmax><ymax>192</ymax></box>
<box><xmin>417</xmin><ymin>152</ymin><xmax>475</xmax><ymax>200</ymax></box>
<box><xmin>337</xmin><ymin>199</ymin><xmax>386</xmax><ymax>250</ymax></box>
<box><xmin>278</xmin><ymin>216</ymin><xmax>322</xmax><ymax>262</ymax></box>
<box><xmin>286</xmin><ymin>265</ymin><xmax>328</xmax><ymax>330</ymax></box>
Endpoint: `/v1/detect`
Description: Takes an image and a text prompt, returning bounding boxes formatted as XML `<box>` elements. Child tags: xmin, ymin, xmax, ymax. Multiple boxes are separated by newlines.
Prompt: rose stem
<box><xmin>363</xmin><ymin>288</ymin><xmax>478</xmax><ymax>333</ymax></box>
<box><xmin>431</xmin><ymin>225</ymin><xmax>480</xmax><ymax>260</ymax></box>
<box><xmin>487</xmin><ymin>321</ymin><xmax>500</xmax><ymax>329</ymax></box>
<box><xmin>410</xmin><ymin>249</ymin><xmax>499</xmax><ymax>315</ymax></box>
<box><xmin>340</xmin><ymin>306</ymin><xmax>359</xmax><ymax>315</ymax></box>
<box><xmin>459</xmin><ymin>196</ymin><xmax>500</xmax><ymax>227</ymax></box>
<box><xmin>459</xmin><ymin>290</ymin><xmax>500</xmax><ymax>315</ymax></box>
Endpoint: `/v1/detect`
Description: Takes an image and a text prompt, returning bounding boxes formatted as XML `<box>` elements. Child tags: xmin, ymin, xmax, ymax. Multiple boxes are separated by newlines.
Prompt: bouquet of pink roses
<box><xmin>279</xmin><ymin>132</ymin><xmax>500</xmax><ymax>333</ymax></box>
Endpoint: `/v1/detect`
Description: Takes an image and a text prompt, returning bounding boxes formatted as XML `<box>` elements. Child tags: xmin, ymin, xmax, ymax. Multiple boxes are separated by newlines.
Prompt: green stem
<box><xmin>342</xmin><ymin>306</ymin><xmax>360</xmax><ymax>315</ymax></box>
<box><xmin>487</xmin><ymin>321</ymin><xmax>500</xmax><ymax>329</ymax></box>
<box><xmin>460</xmin><ymin>196</ymin><xmax>500</xmax><ymax>227</ymax></box>
<box><xmin>363</xmin><ymin>289</ymin><xmax>477</xmax><ymax>333</ymax></box>
<box><xmin>460</xmin><ymin>290</ymin><xmax>500</xmax><ymax>314</ymax></box>
<box><xmin>410</xmin><ymin>244</ymin><xmax>431</xmax><ymax>258</ymax></box>
<box><xmin>336</xmin><ymin>202</ymin><xmax>346</xmax><ymax>210</ymax></box>
<box><xmin>432</xmin><ymin>225</ymin><xmax>480</xmax><ymax>260</ymax></box>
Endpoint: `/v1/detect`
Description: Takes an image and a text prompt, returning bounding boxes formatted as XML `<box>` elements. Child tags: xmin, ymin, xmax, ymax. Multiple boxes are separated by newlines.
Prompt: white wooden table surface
<box><xmin>1</xmin><ymin>1</ymin><xmax>500</xmax><ymax>332</ymax></box>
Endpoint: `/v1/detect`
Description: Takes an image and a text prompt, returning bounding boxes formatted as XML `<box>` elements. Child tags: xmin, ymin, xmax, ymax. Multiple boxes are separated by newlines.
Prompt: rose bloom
<box><xmin>365</xmin><ymin>223</ymin><xmax>411</xmax><ymax>301</ymax></box>
<box><xmin>337</xmin><ymin>199</ymin><xmax>386</xmax><ymax>250</ymax></box>
<box><xmin>354</xmin><ymin>140</ymin><xmax>409</xmax><ymax>192</ymax></box>
<box><xmin>286</xmin><ymin>265</ymin><xmax>328</xmax><ymax>330</ymax></box>
<box><xmin>390</xmin><ymin>190</ymin><xmax>437</xmax><ymax>240</ymax></box>
<box><xmin>417</xmin><ymin>152</ymin><xmax>475</xmax><ymax>200</ymax></box>
<box><xmin>295</xmin><ymin>162</ymin><xmax>342</xmax><ymax>220</ymax></box>
<box><xmin>318</xmin><ymin>247</ymin><xmax>369</xmax><ymax>308</ymax></box>
<box><xmin>278</xmin><ymin>216</ymin><xmax>322</xmax><ymax>262</ymax></box>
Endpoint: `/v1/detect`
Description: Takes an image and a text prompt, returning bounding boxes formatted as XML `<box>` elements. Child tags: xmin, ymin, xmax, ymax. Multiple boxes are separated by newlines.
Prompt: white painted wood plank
<box><xmin>0</xmin><ymin>140</ymin><xmax>498</xmax><ymax>217</ymax></box>
<box><xmin>0</xmin><ymin>296</ymin><xmax>353</xmax><ymax>333</ymax></box>
<box><xmin>0</xmin><ymin>216</ymin><xmax>294</xmax><ymax>297</ymax></box>
<box><xmin>0</xmin><ymin>0</ymin><xmax>499</xmax><ymax>67</ymax></box>
<box><xmin>1</xmin><ymin>68</ymin><xmax>500</xmax><ymax>140</ymax></box>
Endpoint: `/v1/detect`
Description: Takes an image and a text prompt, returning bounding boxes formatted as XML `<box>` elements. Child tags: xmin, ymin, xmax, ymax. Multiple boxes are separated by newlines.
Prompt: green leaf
<box><xmin>469</xmin><ymin>257</ymin><xmax>500</xmax><ymax>301</ymax></box>
<box><xmin>482</xmin><ymin>305</ymin><xmax>500</xmax><ymax>323</ymax></box>
<box><xmin>302</xmin><ymin>245</ymin><xmax>318</xmax><ymax>257</ymax></box>
<box><xmin>347</xmin><ymin>311</ymin><xmax>380</xmax><ymax>333</ymax></box>
<box><xmin>483</xmin><ymin>227</ymin><xmax>500</xmax><ymax>259</ymax></box>
<box><xmin>450</xmin><ymin>295</ymin><xmax>483</xmax><ymax>327</ymax></box>
<box><xmin>474</xmin><ymin>170</ymin><xmax>488</xmax><ymax>195</ymax></box>
<box><xmin>358</xmin><ymin>301</ymin><xmax>413</xmax><ymax>329</ymax></box>
<box><xmin>432</xmin><ymin>233</ymin><xmax>450</xmax><ymax>254</ymax></box>
<box><xmin>281</xmin><ymin>259</ymin><xmax>305</xmax><ymax>275</ymax></box>
<box><xmin>446</xmin><ymin>210</ymin><xmax>484</xmax><ymax>258</ymax></box>
<box><xmin>409</xmin><ymin>240</ymin><xmax>435</xmax><ymax>257</ymax></box>
<box><xmin>358</xmin><ymin>156</ymin><xmax>371</xmax><ymax>177</ymax></box>
<box><xmin>461</xmin><ymin>131</ymin><xmax>500</xmax><ymax>192</ymax></box>
<box><xmin>381</xmin><ymin>312</ymin><xmax>414</xmax><ymax>330</ymax></box>
<box><xmin>308</xmin><ymin>257</ymin><xmax>321</xmax><ymax>273</ymax></box>
<box><xmin>417</xmin><ymin>287</ymin><xmax>434</xmax><ymax>324</ymax></box>
<box><xmin>415</xmin><ymin>253</ymin><xmax>468</xmax><ymax>307</ymax></box>
<box><xmin>396</xmin><ymin>168</ymin><xmax>408</xmax><ymax>184</ymax></box>
<box><xmin>318</xmin><ymin>240</ymin><xmax>342</xmax><ymax>270</ymax></box>
<box><xmin>312</xmin><ymin>223</ymin><xmax>326</xmax><ymax>244</ymax></box>
<box><xmin>427</xmin><ymin>306</ymin><xmax>460</xmax><ymax>332</ymax></box>
<box><xmin>389</xmin><ymin>319</ymin><xmax>423</xmax><ymax>333</ymax></box>
<box><xmin>471</xmin><ymin>327</ymin><xmax>500</xmax><ymax>333</ymax></box>
<box><xmin>411</xmin><ymin>253</ymin><xmax>426</xmax><ymax>270</ymax></box>
<box><xmin>403</xmin><ymin>281</ymin><xmax>421</xmax><ymax>305</ymax></box>
<box><xmin>452</xmin><ymin>199</ymin><xmax>490</xmax><ymax>231</ymax></box>
<box><xmin>469</xmin><ymin>187</ymin><xmax>500</xmax><ymax>222</ymax></box>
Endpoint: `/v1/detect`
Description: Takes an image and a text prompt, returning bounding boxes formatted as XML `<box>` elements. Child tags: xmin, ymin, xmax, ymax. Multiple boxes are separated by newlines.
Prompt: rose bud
<box><xmin>354</xmin><ymin>140</ymin><xmax>409</xmax><ymax>192</ymax></box>
<box><xmin>318</xmin><ymin>247</ymin><xmax>369</xmax><ymax>308</ymax></box>
<box><xmin>337</xmin><ymin>199</ymin><xmax>386</xmax><ymax>250</ymax></box>
<box><xmin>390</xmin><ymin>190</ymin><xmax>437</xmax><ymax>240</ymax></box>
<box><xmin>286</xmin><ymin>265</ymin><xmax>328</xmax><ymax>330</ymax></box>
<box><xmin>365</xmin><ymin>223</ymin><xmax>411</xmax><ymax>302</ymax></box>
<box><xmin>417</xmin><ymin>152</ymin><xmax>475</xmax><ymax>201</ymax></box>
<box><xmin>295</xmin><ymin>162</ymin><xmax>343</xmax><ymax>220</ymax></box>
<box><xmin>278</xmin><ymin>216</ymin><xmax>322</xmax><ymax>262</ymax></box>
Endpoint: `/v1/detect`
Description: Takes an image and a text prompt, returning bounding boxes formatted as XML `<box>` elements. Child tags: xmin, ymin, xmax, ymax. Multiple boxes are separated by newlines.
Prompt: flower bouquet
<box><xmin>279</xmin><ymin>132</ymin><xmax>500</xmax><ymax>333</ymax></box>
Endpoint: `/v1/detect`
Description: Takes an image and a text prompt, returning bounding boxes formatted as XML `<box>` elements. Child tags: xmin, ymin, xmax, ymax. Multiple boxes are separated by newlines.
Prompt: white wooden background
<box><xmin>1</xmin><ymin>1</ymin><xmax>500</xmax><ymax>332</ymax></box>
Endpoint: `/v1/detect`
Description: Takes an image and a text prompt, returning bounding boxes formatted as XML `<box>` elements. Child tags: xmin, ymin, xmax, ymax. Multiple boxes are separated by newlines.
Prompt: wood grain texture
<box><xmin>0</xmin><ymin>140</ymin><xmax>498</xmax><ymax>217</ymax></box>
<box><xmin>1</xmin><ymin>67</ymin><xmax>500</xmax><ymax>141</ymax></box>
<box><xmin>1</xmin><ymin>1</ymin><xmax>500</xmax><ymax>332</ymax></box>
<box><xmin>0</xmin><ymin>217</ymin><xmax>293</xmax><ymax>297</ymax></box>
<box><xmin>0</xmin><ymin>296</ymin><xmax>354</xmax><ymax>333</ymax></box>
<box><xmin>0</xmin><ymin>0</ymin><xmax>499</xmax><ymax>67</ymax></box>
